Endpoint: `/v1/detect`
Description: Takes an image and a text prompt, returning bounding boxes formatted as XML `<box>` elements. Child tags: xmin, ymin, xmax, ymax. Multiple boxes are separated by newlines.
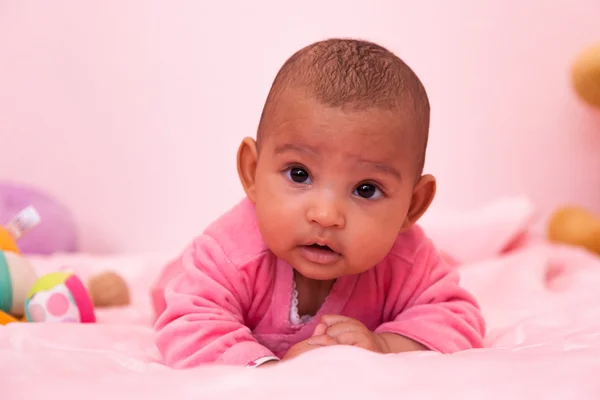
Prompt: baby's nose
<box><xmin>306</xmin><ymin>197</ymin><xmax>345</xmax><ymax>229</ymax></box>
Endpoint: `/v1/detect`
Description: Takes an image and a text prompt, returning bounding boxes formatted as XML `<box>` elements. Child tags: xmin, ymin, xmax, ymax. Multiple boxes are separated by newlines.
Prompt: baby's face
<box><xmin>252</xmin><ymin>95</ymin><xmax>421</xmax><ymax>281</ymax></box>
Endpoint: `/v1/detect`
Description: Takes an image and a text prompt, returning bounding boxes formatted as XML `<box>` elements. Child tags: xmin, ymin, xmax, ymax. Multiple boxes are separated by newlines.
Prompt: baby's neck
<box><xmin>293</xmin><ymin>270</ymin><xmax>336</xmax><ymax>317</ymax></box>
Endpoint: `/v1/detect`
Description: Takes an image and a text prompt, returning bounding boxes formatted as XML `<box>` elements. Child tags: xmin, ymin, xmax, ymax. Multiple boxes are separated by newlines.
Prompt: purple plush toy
<box><xmin>0</xmin><ymin>182</ymin><xmax>78</xmax><ymax>254</ymax></box>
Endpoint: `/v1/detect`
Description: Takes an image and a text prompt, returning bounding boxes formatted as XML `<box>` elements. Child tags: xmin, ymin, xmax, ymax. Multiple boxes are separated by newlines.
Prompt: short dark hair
<box><xmin>257</xmin><ymin>38</ymin><xmax>430</xmax><ymax>173</ymax></box>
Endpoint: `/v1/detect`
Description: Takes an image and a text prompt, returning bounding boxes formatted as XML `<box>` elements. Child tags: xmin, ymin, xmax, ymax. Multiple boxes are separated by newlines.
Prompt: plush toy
<box><xmin>1</xmin><ymin>268</ymin><xmax>132</xmax><ymax>325</ymax></box>
<box><xmin>1</xmin><ymin>268</ymin><xmax>131</xmax><ymax>325</ymax></box>
<box><xmin>548</xmin><ymin>206</ymin><xmax>600</xmax><ymax>255</ymax></box>
<box><xmin>25</xmin><ymin>271</ymin><xmax>96</xmax><ymax>323</ymax></box>
<box><xmin>0</xmin><ymin>206</ymin><xmax>131</xmax><ymax>325</ymax></box>
<box><xmin>0</xmin><ymin>181</ymin><xmax>79</xmax><ymax>254</ymax></box>
<box><xmin>547</xmin><ymin>42</ymin><xmax>600</xmax><ymax>254</ymax></box>
<box><xmin>0</xmin><ymin>228</ymin><xmax>20</xmax><ymax>254</ymax></box>
<box><xmin>571</xmin><ymin>42</ymin><xmax>600</xmax><ymax>109</ymax></box>
<box><xmin>0</xmin><ymin>249</ymin><xmax>39</xmax><ymax>319</ymax></box>
<box><xmin>87</xmin><ymin>271</ymin><xmax>131</xmax><ymax>308</ymax></box>
<box><xmin>0</xmin><ymin>205</ymin><xmax>40</xmax><ymax>254</ymax></box>
<box><xmin>0</xmin><ymin>206</ymin><xmax>40</xmax><ymax>323</ymax></box>
<box><xmin>0</xmin><ymin>310</ymin><xmax>20</xmax><ymax>324</ymax></box>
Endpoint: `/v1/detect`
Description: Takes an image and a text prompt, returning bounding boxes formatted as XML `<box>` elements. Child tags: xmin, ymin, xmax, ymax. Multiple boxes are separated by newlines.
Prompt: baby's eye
<box><xmin>286</xmin><ymin>166</ymin><xmax>312</xmax><ymax>184</ymax></box>
<box><xmin>353</xmin><ymin>183</ymin><xmax>383</xmax><ymax>199</ymax></box>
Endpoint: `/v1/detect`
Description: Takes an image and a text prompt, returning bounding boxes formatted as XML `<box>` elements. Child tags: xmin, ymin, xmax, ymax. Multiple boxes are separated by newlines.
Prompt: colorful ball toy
<box><xmin>24</xmin><ymin>272</ymin><xmax>96</xmax><ymax>323</ymax></box>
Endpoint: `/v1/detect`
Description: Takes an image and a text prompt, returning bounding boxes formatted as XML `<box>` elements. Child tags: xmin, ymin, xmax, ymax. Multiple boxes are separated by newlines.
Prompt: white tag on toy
<box><xmin>5</xmin><ymin>206</ymin><xmax>41</xmax><ymax>240</ymax></box>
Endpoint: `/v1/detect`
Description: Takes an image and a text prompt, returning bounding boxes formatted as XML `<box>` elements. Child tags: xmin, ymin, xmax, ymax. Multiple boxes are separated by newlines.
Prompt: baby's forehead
<box><xmin>258</xmin><ymin>89</ymin><xmax>422</xmax><ymax>165</ymax></box>
<box><xmin>272</xmin><ymin>97</ymin><xmax>412</xmax><ymax>138</ymax></box>
<box><xmin>270</xmin><ymin>111</ymin><xmax>411</xmax><ymax>157</ymax></box>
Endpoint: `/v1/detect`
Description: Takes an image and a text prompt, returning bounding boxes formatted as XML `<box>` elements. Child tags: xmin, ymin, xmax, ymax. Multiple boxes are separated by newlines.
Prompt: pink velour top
<box><xmin>154</xmin><ymin>198</ymin><xmax>485</xmax><ymax>368</ymax></box>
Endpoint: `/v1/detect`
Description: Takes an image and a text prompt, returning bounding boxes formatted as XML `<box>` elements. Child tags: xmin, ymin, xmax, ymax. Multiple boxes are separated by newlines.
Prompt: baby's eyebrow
<box><xmin>273</xmin><ymin>143</ymin><xmax>319</xmax><ymax>157</ymax></box>
<box><xmin>357</xmin><ymin>158</ymin><xmax>402</xmax><ymax>181</ymax></box>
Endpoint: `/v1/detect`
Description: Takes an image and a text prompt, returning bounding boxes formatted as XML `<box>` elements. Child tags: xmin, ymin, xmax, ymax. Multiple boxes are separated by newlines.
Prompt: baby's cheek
<box><xmin>347</xmin><ymin>219</ymin><xmax>398</xmax><ymax>269</ymax></box>
<box><xmin>256</xmin><ymin>203</ymin><xmax>296</xmax><ymax>248</ymax></box>
<box><xmin>258</xmin><ymin>189</ymin><xmax>304</xmax><ymax>229</ymax></box>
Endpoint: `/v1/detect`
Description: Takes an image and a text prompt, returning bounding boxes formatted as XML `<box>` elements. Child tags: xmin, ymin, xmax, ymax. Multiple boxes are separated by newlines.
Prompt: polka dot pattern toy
<box><xmin>25</xmin><ymin>272</ymin><xmax>96</xmax><ymax>323</ymax></box>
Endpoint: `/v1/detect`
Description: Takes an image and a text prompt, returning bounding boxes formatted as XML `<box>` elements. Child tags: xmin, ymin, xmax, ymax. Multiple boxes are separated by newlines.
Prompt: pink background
<box><xmin>0</xmin><ymin>0</ymin><xmax>599</xmax><ymax>254</ymax></box>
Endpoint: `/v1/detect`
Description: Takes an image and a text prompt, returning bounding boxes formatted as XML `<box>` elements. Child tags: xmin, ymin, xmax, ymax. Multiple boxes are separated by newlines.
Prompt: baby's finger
<box><xmin>324</xmin><ymin>322</ymin><xmax>360</xmax><ymax>338</ymax></box>
<box><xmin>312</xmin><ymin>322</ymin><xmax>327</xmax><ymax>336</ymax></box>
<box><xmin>306</xmin><ymin>334</ymin><xmax>338</xmax><ymax>346</ymax></box>
<box><xmin>332</xmin><ymin>331</ymin><xmax>362</xmax><ymax>346</ymax></box>
<box><xmin>319</xmin><ymin>314</ymin><xmax>359</xmax><ymax>327</ymax></box>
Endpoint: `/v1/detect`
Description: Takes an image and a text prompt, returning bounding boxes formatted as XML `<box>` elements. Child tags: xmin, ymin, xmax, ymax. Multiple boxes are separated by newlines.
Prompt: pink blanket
<box><xmin>3</xmin><ymin>197</ymin><xmax>600</xmax><ymax>399</ymax></box>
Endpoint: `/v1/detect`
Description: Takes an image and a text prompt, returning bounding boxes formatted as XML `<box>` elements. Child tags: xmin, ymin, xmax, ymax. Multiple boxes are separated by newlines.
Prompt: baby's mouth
<box><xmin>299</xmin><ymin>242</ymin><xmax>342</xmax><ymax>265</ymax></box>
<box><xmin>307</xmin><ymin>243</ymin><xmax>334</xmax><ymax>252</ymax></box>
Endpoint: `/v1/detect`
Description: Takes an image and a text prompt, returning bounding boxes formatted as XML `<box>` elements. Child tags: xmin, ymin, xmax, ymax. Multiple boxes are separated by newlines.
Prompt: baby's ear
<box><xmin>402</xmin><ymin>174</ymin><xmax>436</xmax><ymax>230</ymax></box>
<box><xmin>237</xmin><ymin>137</ymin><xmax>259</xmax><ymax>203</ymax></box>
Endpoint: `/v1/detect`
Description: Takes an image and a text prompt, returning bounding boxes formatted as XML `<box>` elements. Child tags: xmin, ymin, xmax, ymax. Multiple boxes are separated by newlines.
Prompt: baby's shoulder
<box><xmin>200</xmin><ymin>197</ymin><xmax>271</xmax><ymax>267</ymax></box>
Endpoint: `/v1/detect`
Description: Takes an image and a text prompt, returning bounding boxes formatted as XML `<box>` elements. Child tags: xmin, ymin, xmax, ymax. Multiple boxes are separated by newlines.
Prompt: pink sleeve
<box><xmin>375</xmin><ymin>242</ymin><xmax>485</xmax><ymax>353</ymax></box>
<box><xmin>154</xmin><ymin>234</ymin><xmax>275</xmax><ymax>367</ymax></box>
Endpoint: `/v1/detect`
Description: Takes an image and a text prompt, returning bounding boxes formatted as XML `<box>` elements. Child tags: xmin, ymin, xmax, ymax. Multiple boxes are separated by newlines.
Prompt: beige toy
<box><xmin>571</xmin><ymin>42</ymin><xmax>600</xmax><ymax>108</ymax></box>
<box><xmin>547</xmin><ymin>42</ymin><xmax>600</xmax><ymax>254</ymax></box>
<box><xmin>548</xmin><ymin>206</ymin><xmax>600</xmax><ymax>255</ymax></box>
<box><xmin>88</xmin><ymin>271</ymin><xmax>130</xmax><ymax>307</ymax></box>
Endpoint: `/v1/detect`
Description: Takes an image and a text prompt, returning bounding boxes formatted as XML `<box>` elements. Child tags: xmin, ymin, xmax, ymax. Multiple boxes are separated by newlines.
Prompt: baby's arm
<box><xmin>154</xmin><ymin>235</ymin><xmax>276</xmax><ymax>367</ymax></box>
<box><xmin>375</xmin><ymin>242</ymin><xmax>486</xmax><ymax>353</ymax></box>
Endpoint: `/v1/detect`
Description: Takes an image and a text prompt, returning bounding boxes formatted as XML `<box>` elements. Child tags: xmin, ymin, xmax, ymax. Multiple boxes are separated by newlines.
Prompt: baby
<box><xmin>154</xmin><ymin>38</ymin><xmax>485</xmax><ymax>368</ymax></box>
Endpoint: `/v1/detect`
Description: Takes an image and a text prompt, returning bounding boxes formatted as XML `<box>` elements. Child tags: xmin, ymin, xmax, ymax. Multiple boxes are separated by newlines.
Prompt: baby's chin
<box><xmin>294</xmin><ymin>268</ymin><xmax>341</xmax><ymax>281</ymax></box>
<box><xmin>291</xmin><ymin>259</ymin><xmax>364</xmax><ymax>281</ymax></box>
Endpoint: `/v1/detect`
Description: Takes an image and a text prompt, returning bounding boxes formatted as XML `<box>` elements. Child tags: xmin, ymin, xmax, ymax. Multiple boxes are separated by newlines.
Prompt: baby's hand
<box><xmin>282</xmin><ymin>335</ymin><xmax>338</xmax><ymax>361</ymax></box>
<box><xmin>308</xmin><ymin>315</ymin><xmax>388</xmax><ymax>353</ymax></box>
